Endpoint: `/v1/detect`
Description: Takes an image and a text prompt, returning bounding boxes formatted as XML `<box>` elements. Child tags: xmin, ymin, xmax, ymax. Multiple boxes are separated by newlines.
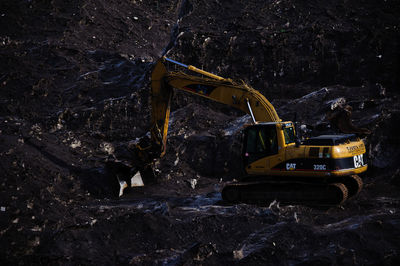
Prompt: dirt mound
<box><xmin>169</xmin><ymin>0</ymin><xmax>399</xmax><ymax>97</ymax></box>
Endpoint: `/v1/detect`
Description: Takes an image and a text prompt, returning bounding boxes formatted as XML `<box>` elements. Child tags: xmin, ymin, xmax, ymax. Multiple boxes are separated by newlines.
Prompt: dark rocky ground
<box><xmin>0</xmin><ymin>0</ymin><xmax>399</xmax><ymax>265</ymax></box>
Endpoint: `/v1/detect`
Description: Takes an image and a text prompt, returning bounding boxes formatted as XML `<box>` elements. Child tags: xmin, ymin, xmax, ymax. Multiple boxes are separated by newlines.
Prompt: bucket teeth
<box><xmin>119</xmin><ymin>180</ymin><xmax>128</xmax><ymax>197</ymax></box>
<box><xmin>131</xmin><ymin>172</ymin><xmax>144</xmax><ymax>187</ymax></box>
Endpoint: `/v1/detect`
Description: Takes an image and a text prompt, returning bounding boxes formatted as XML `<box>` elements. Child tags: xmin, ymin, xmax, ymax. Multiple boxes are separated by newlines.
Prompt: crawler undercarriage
<box><xmin>222</xmin><ymin>175</ymin><xmax>363</xmax><ymax>206</ymax></box>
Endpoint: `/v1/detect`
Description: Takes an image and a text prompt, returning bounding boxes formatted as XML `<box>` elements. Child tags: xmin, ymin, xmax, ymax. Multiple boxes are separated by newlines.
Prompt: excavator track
<box><xmin>222</xmin><ymin>180</ymin><xmax>349</xmax><ymax>206</ymax></box>
<box><xmin>340</xmin><ymin>175</ymin><xmax>363</xmax><ymax>198</ymax></box>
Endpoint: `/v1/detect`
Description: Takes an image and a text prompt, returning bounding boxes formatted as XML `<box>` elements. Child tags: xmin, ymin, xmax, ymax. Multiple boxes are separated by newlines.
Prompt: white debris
<box><xmin>328</xmin><ymin>97</ymin><xmax>346</xmax><ymax>110</ymax></box>
<box><xmin>300</xmin><ymin>124</ymin><xmax>307</xmax><ymax>131</ymax></box>
<box><xmin>29</xmin><ymin>236</ymin><xmax>40</xmax><ymax>247</ymax></box>
<box><xmin>268</xmin><ymin>200</ymin><xmax>281</xmax><ymax>214</ymax></box>
<box><xmin>375</xmin><ymin>83</ymin><xmax>386</xmax><ymax>97</ymax></box>
<box><xmin>31</xmin><ymin>124</ymin><xmax>42</xmax><ymax>135</ymax></box>
<box><xmin>100</xmin><ymin>142</ymin><xmax>114</xmax><ymax>155</ymax></box>
<box><xmin>233</xmin><ymin>248</ymin><xmax>245</xmax><ymax>260</ymax></box>
<box><xmin>70</xmin><ymin>139</ymin><xmax>81</xmax><ymax>149</ymax></box>
<box><xmin>0</xmin><ymin>206</ymin><xmax>5</xmax><ymax>212</ymax></box>
<box><xmin>189</xmin><ymin>178</ymin><xmax>197</xmax><ymax>189</ymax></box>
<box><xmin>27</xmin><ymin>202</ymin><xmax>34</xmax><ymax>209</ymax></box>
<box><xmin>31</xmin><ymin>226</ymin><xmax>42</xmax><ymax>232</ymax></box>
<box><xmin>203</xmin><ymin>37</ymin><xmax>211</xmax><ymax>48</ymax></box>
<box><xmin>174</xmin><ymin>156</ymin><xmax>179</xmax><ymax>166</ymax></box>
<box><xmin>55</xmin><ymin>120</ymin><xmax>63</xmax><ymax>130</ymax></box>
<box><xmin>294</xmin><ymin>212</ymin><xmax>299</xmax><ymax>223</ymax></box>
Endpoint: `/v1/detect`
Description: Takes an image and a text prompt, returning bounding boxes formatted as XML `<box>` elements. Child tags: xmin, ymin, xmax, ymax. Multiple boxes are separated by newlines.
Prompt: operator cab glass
<box><xmin>282</xmin><ymin>123</ymin><xmax>296</xmax><ymax>144</ymax></box>
<box><xmin>243</xmin><ymin>124</ymin><xmax>278</xmax><ymax>165</ymax></box>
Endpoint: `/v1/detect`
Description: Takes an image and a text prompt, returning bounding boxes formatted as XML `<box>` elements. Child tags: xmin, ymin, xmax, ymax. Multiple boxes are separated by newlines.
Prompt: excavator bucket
<box><xmin>118</xmin><ymin>171</ymin><xmax>144</xmax><ymax>197</ymax></box>
<box><xmin>118</xmin><ymin>180</ymin><xmax>128</xmax><ymax>197</ymax></box>
<box><xmin>131</xmin><ymin>171</ymin><xmax>145</xmax><ymax>187</ymax></box>
<box><xmin>105</xmin><ymin>159</ymin><xmax>146</xmax><ymax>197</ymax></box>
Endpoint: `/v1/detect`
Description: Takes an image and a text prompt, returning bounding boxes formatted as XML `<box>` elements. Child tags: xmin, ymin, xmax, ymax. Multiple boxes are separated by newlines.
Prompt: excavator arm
<box><xmin>114</xmin><ymin>57</ymin><xmax>281</xmax><ymax>195</ymax></box>
<box><xmin>150</xmin><ymin>57</ymin><xmax>280</xmax><ymax>158</ymax></box>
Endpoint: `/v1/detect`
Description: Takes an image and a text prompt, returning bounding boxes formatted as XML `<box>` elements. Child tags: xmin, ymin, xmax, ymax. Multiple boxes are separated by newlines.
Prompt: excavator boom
<box><xmin>150</xmin><ymin>57</ymin><xmax>280</xmax><ymax>155</ymax></box>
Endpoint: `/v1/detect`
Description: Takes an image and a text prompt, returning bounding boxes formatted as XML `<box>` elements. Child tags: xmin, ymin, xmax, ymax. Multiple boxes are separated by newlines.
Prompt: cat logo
<box><xmin>353</xmin><ymin>154</ymin><xmax>364</xmax><ymax>168</ymax></box>
<box><xmin>286</xmin><ymin>163</ymin><xmax>296</xmax><ymax>171</ymax></box>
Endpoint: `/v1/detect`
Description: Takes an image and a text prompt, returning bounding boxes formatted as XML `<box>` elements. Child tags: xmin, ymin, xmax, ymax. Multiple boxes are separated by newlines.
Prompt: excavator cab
<box><xmin>242</xmin><ymin>122</ymin><xmax>297</xmax><ymax>173</ymax></box>
<box><xmin>243</xmin><ymin>123</ymin><xmax>279</xmax><ymax>166</ymax></box>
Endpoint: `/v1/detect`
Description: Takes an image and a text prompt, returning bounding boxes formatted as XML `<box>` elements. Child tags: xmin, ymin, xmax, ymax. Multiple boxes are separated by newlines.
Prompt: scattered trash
<box><xmin>189</xmin><ymin>179</ymin><xmax>197</xmax><ymax>189</ymax></box>
<box><xmin>70</xmin><ymin>139</ymin><xmax>81</xmax><ymax>149</ymax></box>
<box><xmin>100</xmin><ymin>142</ymin><xmax>114</xmax><ymax>155</ymax></box>
<box><xmin>233</xmin><ymin>248</ymin><xmax>244</xmax><ymax>260</ymax></box>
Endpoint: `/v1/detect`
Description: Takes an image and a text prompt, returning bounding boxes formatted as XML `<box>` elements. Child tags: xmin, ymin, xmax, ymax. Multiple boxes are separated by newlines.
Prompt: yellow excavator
<box><xmin>117</xmin><ymin>57</ymin><xmax>367</xmax><ymax>206</ymax></box>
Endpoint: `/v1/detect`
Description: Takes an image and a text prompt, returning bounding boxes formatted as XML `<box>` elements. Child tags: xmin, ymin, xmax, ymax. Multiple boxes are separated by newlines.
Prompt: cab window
<box><xmin>245</xmin><ymin>125</ymin><xmax>278</xmax><ymax>156</ymax></box>
<box><xmin>283</xmin><ymin>126</ymin><xmax>296</xmax><ymax>144</ymax></box>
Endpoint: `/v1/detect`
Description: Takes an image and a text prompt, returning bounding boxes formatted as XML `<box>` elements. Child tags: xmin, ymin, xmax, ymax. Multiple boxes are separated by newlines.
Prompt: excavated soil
<box><xmin>1</xmin><ymin>0</ymin><xmax>400</xmax><ymax>265</ymax></box>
